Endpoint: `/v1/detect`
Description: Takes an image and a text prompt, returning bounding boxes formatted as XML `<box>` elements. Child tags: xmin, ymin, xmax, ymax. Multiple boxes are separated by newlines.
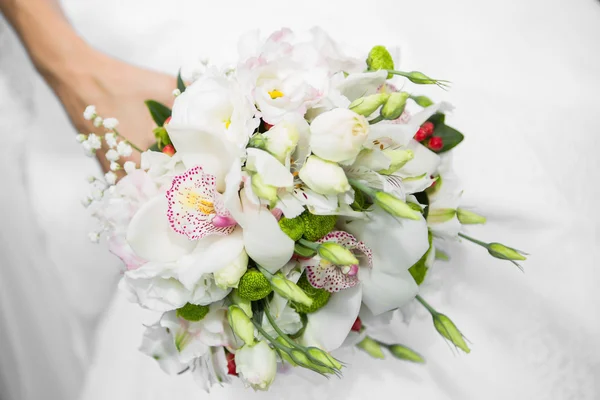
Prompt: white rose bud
<box><xmin>309</xmin><ymin>108</ymin><xmax>369</xmax><ymax>163</ymax></box>
<box><xmin>263</xmin><ymin>118</ymin><xmax>301</xmax><ymax>163</ymax></box>
<box><xmin>235</xmin><ymin>341</ymin><xmax>277</xmax><ymax>391</ymax></box>
<box><xmin>214</xmin><ymin>250</ymin><xmax>249</xmax><ymax>289</ymax></box>
<box><xmin>298</xmin><ymin>156</ymin><xmax>350</xmax><ymax>195</ymax></box>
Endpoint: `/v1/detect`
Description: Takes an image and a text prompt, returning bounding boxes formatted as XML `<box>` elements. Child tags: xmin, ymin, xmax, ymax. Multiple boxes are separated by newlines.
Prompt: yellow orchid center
<box><xmin>182</xmin><ymin>190</ymin><xmax>215</xmax><ymax>215</ymax></box>
<box><xmin>269</xmin><ymin>89</ymin><xmax>284</xmax><ymax>99</ymax></box>
<box><xmin>224</xmin><ymin>119</ymin><xmax>231</xmax><ymax>129</ymax></box>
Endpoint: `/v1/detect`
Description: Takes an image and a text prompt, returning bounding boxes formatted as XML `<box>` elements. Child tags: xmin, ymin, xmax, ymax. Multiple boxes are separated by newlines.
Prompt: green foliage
<box><xmin>366</xmin><ymin>45</ymin><xmax>394</xmax><ymax>78</ymax></box>
<box><xmin>291</xmin><ymin>274</ymin><xmax>331</xmax><ymax>314</ymax></box>
<box><xmin>238</xmin><ymin>269</ymin><xmax>272</xmax><ymax>301</ymax></box>
<box><xmin>409</xmin><ymin>231</ymin><xmax>433</xmax><ymax>285</ymax></box>
<box><xmin>145</xmin><ymin>100</ymin><xmax>172</xmax><ymax>127</ymax></box>
<box><xmin>177</xmin><ymin>69</ymin><xmax>186</xmax><ymax>93</ymax></box>
<box><xmin>176</xmin><ymin>303</ymin><xmax>209</xmax><ymax>322</ymax></box>
<box><xmin>427</xmin><ymin>113</ymin><xmax>464</xmax><ymax>153</ymax></box>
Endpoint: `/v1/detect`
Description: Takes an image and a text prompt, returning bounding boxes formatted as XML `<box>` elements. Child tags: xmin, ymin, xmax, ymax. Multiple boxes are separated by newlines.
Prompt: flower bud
<box><xmin>487</xmin><ymin>243</ymin><xmax>527</xmax><ymax>261</ymax></box>
<box><xmin>229</xmin><ymin>289</ymin><xmax>253</xmax><ymax>318</ymax></box>
<box><xmin>228</xmin><ymin>305</ymin><xmax>256</xmax><ymax>346</ymax></box>
<box><xmin>307</xmin><ymin>347</ymin><xmax>342</xmax><ymax>370</ymax></box>
<box><xmin>349</xmin><ymin>93</ymin><xmax>390</xmax><ymax>117</ymax></box>
<box><xmin>214</xmin><ymin>250</ymin><xmax>249</xmax><ymax>289</ymax></box>
<box><xmin>176</xmin><ymin>303</ymin><xmax>210</xmax><ymax>322</ymax></box>
<box><xmin>381</xmin><ymin>92</ymin><xmax>410</xmax><ymax>120</ymax></box>
<box><xmin>235</xmin><ymin>341</ymin><xmax>277</xmax><ymax>390</ymax></box>
<box><xmin>238</xmin><ymin>269</ymin><xmax>272</xmax><ymax>301</ymax></box>
<box><xmin>410</xmin><ymin>95</ymin><xmax>434</xmax><ymax>108</ymax></box>
<box><xmin>263</xmin><ymin>118</ymin><xmax>301</xmax><ymax>163</ymax></box>
<box><xmin>387</xmin><ymin>344</ymin><xmax>425</xmax><ymax>363</ymax></box>
<box><xmin>299</xmin><ymin>156</ymin><xmax>350</xmax><ymax>195</ymax></box>
<box><xmin>427</xmin><ymin>208</ymin><xmax>457</xmax><ymax>224</ymax></box>
<box><xmin>357</xmin><ymin>336</ymin><xmax>385</xmax><ymax>359</ymax></box>
<box><xmin>270</xmin><ymin>273</ymin><xmax>313</xmax><ymax>307</ymax></box>
<box><xmin>378</xmin><ymin>148</ymin><xmax>414</xmax><ymax>175</ymax></box>
<box><xmin>317</xmin><ymin>242</ymin><xmax>359</xmax><ymax>266</ymax></box>
<box><xmin>374</xmin><ymin>191</ymin><xmax>421</xmax><ymax>220</ymax></box>
<box><xmin>309</xmin><ymin>108</ymin><xmax>369</xmax><ymax>163</ymax></box>
<box><xmin>251</xmin><ymin>174</ymin><xmax>279</xmax><ymax>205</ymax></box>
<box><xmin>457</xmin><ymin>209</ymin><xmax>486</xmax><ymax>225</ymax></box>
<box><xmin>366</xmin><ymin>45</ymin><xmax>394</xmax><ymax>78</ymax></box>
<box><xmin>433</xmin><ymin>313</ymin><xmax>470</xmax><ymax>353</ymax></box>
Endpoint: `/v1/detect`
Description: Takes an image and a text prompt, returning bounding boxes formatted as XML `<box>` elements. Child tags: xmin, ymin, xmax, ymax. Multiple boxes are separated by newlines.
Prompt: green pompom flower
<box><xmin>367</xmin><ymin>45</ymin><xmax>394</xmax><ymax>79</ymax></box>
<box><xmin>301</xmin><ymin>212</ymin><xmax>337</xmax><ymax>242</ymax></box>
<box><xmin>176</xmin><ymin>303</ymin><xmax>210</xmax><ymax>322</ymax></box>
<box><xmin>278</xmin><ymin>216</ymin><xmax>305</xmax><ymax>241</ymax></box>
<box><xmin>237</xmin><ymin>269</ymin><xmax>273</xmax><ymax>301</ymax></box>
<box><xmin>291</xmin><ymin>274</ymin><xmax>331</xmax><ymax>314</ymax></box>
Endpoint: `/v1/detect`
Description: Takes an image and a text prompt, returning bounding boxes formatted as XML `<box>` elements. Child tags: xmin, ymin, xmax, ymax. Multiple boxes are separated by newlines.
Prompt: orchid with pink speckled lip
<box><xmin>301</xmin><ymin>231</ymin><xmax>372</xmax><ymax>293</ymax></box>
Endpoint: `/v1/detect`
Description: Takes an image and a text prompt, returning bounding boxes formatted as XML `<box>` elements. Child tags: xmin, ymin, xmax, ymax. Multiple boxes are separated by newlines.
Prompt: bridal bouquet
<box><xmin>77</xmin><ymin>28</ymin><xmax>526</xmax><ymax>391</ymax></box>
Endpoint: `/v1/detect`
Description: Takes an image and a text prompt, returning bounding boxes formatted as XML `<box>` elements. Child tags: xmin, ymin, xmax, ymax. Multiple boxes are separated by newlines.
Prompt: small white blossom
<box><xmin>86</xmin><ymin>134</ymin><xmax>102</xmax><ymax>150</ymax></box>
<box><xmin>81</xmin><ymin>141</ymin><xmax>95</xmax><ymax>157</ymax></box>
<box><xmin>81</xmin><ymin>196</ymin><xmax>93</xmax><ymax>207</ymax></box>
<box><xmin>107</xmin><ymin>185</ymin><xmax>117</xmax><ymax>195</ymax></box>
<box><xmin>105</xmin><ymin>171</ymin><xmax>117</xmax><ymax>185</ymax></box>
<box><xmin>117</xmin><ymin>141</ymin><xmax>133</xmax><ymax>157</ymax></box>
<box><xmin>172</xmin><ymin>88</ymin><xmax>181</xmax><ymax>97</ymax></box>
<box><xmin>103</xmin><ymin>118</ymin><xmax>119</xmax><ymax>130</ymax></box>
<box><xmin>91</xmin><ymin>189</ymin><xmax>104</xmax><ymax>200</ymax></box>
<box><xmin>123</xmin><ymin>161</ymin><xmax>136</xmax><ymax>174</ymax></box>
<box><xmin>105</xmin><ymin>149</ymin><xmax>120</xmax><ymax>162</ymax></box>
<box><xmin>86</xmin><ymin>175</ymin><xmax>96</xmax><ymax>183</ymax></box>
<box><xmin>93</xmin><ymin>116</ymin><xmax>103</xmax><ymax>128</ymax></box>
<box><xmin>75</xmin><ymin>134</ymin><xmax>87</xmax><ymax>143</ymax></box>
<box><xmin>110</xmin><ymin>161</ymin><xmax>121</xmax><ymax>171</ymax></box>
<box><xmin>88</xmin><ymin>231</ymin><xmax>100</xmax><ymax>243</ymax></box>
<box><xmin>104</xmin><ymin>133</ymin><xmax>117</xmax><ymax>148</ymax></box>
<box><xmin>83</xmin><ymin>105</ymin><xmax>96</xmax><ymax>121</ymax></box>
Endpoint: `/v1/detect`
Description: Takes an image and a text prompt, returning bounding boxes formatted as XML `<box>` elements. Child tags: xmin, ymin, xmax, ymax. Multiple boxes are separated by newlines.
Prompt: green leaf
<box><xmin>435</xmin><ymin>249</ymin><xmax>450</xmax><ymax>261</ymax></box>
<box><xmin>145</xmin><ymin>100</ymin><xmax>172</xmax><ymax>127</ymax></box>
<box><xmin>148</xmin><ymin>142</ymin><xmax>160</xmax><ymax>152</ymax></box>
<box><xmin>413</xmin><ymin>190</ymin><xmax>429</xmax><ymax>220</ymax></box>
<box><xmin>294</xmin><ymin>243</ymin><xmax>316</xmax><ymax>258</ymax></box>
<box><xmin>434</xmin><ymin>123</ymin><xmax>464</xmax><ymax>153</ymax></box>
<box><xmin>409</xmin><ymin>231</ymin><xmax>433</xmax><ymax>285</ymax></box>
<box><xmin>427</xmin><ymin>112</ymin><xmax>446</xmax><ymax>126</ymax></box>
<box><xmin>177</xmin><ymin>70</ymin><xmax>186</xmax><ymax>93</ymax></box>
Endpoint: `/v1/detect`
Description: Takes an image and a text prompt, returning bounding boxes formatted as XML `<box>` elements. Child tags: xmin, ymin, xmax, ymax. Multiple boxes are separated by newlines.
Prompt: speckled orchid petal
<box><xmin>166</xmin><ymin>166</ymin><xmax>236</xmax><ymax>241</ymax></box>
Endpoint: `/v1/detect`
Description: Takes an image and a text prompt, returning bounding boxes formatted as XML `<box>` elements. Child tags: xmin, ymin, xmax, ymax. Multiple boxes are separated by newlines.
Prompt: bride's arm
<box><xmin>0</xmin><ymin>0</ymin><xmax>176</xmax><ymax>172</ymax></box>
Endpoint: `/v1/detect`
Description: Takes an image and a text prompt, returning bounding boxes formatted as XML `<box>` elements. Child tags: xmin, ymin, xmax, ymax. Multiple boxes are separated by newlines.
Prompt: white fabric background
<box><xmin>1</xmin><ymin>0</ymin><xmax>599</xmax><ymax>399</ymax></box>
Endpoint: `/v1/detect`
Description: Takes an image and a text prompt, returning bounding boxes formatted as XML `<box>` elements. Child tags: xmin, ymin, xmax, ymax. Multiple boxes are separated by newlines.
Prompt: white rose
<box><xmin>309</xmin><ymin>108</ymin><xmax>369</xmax><ymax>163</ymax></box>
<box><xmin>214</xmin><ymin>250</ymin><xmax>249</xmax><ymax>289</ymax></box>
<box><xmin>298</xmin><ymin>155</ymin><xmax>350</xmax><ymax>195</ymax></box>
<box><xmin>235</xmin><ymin>341</ymin><xmax>277</xmax><ymax>390</ymax></box>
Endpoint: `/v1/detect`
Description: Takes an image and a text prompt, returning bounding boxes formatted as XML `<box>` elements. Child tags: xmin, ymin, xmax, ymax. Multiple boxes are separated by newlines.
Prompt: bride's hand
<box><xmin>1</xmin><ymin>0</ymin><xmax>176</xmax><ymax>172</ymax></box>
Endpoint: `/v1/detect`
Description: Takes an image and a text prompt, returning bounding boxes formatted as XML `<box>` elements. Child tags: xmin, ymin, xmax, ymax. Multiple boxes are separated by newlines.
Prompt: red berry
<box><xmin>351</xmin><ymin>317</ymin><xmax>362</xmax><ymax>332</ymax></box>
<box><xmin>162</xmin><ymin>144</ymin><xmax>175</xmax><ymax>156</ymax></box>
<box><xmin>164</xmin><ymin>116</ymin><xmax>172</xmax><ymax>126</ymax></box>
<box><xmin>428</xmin><ymin>136</ymin><xmax>443</xmax><ymax>151</ymax></box>
<box><xmin>226</xmin><ymin>352</ymin><xmax>238</xmax><ymax>376</ymax></box>
<box><xmin>421</xmin><ymin>121</ymin><xmax>434</xmax><ymax>136</ymax></box>
<box><xmin>414</xmin><ymin>127</ymin><xmax>428</xmax><ymax>142</ymax></box>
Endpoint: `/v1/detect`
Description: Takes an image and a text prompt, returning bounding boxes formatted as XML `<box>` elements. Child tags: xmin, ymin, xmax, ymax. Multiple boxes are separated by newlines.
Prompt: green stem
<box><xmin>369</xmin><ymin>115</ymin><xmax>384</xmax><ymax>125</ymax></box>
<box><xmin>458</xmin><ymin>233</ymin><xmax>489</xmax><ymax>248</ymax></box>
<box><xmin>113</xmin><ymin>128</ymin><xmax>144</xmax><ymax>153</ymax></box>
<box><xmin>262</xmin><ymin>301</ymin><xmax>304</xmax><ymax>350</ymax></box>
<box><xmin>298</xmin><ymin>239</ymin><xmax>319</xmax><ymax>250</ymax></box>
<box><xmin>348</xmin><ymin>179</ymin><xmax>376</xmax><ymax>196</ymax></box>
<box><xmin>415</xmin><ymin>295</ymin><xmax>438</xmax><ymax>316</ymax></box>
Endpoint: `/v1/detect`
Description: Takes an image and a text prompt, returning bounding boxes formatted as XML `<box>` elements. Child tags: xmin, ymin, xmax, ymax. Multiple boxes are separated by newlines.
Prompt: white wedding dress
<box><xmin>1</xmin><ymin>0</ymin><xmax>599</xmax><ymax>399</ymax></box>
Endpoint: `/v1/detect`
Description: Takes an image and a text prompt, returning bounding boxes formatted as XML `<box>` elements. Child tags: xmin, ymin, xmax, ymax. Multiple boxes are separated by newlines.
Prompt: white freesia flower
<box><xmin>299</xmin><ymin>156</ymin><xmax>350</xmax><ymax>195</ymax></box>
<box><xmin>214</xmin><ymin>249</ymin><xmax>249</xmax><ymax>289</ymax></box>
<box><xmin>235</xmin><ymin>341</ymin><xmax>277</xmax><ymax>391</ymax></box>
<box><xmin>310</xmin><ymin>108</ymin><xmax>369</xmax><ymax>163</ymax></box>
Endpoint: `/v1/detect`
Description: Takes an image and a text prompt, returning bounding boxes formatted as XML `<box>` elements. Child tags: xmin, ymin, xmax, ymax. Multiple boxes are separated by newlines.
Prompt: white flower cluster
<box><xmin>77</xmin><ymin>28</ymin><xmax>488</xmax><ymax>392</ymax></box>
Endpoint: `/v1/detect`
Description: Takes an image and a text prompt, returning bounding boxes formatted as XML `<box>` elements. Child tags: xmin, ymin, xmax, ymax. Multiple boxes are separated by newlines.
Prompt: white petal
<box><xmin>166</xmin><ymin>125</ymin><xmax>238</xmax><ymax>191</ymax></box>
<box><xmin>368</xmin><ymin>123</ymin><xmax>414</xmax><ymax>148</ymax></box>
<box><xmin>246</xmin><ymin>148</ymin><xmax>294</xmax><ymax>188</ymax></box>
<box><xmin>177</xmin><ymin>228</ymin><xmax>245</xmax><ymax>289</ymax></box>
<box><xmin>336</xmin><ymin>71</ymin><xmax>388</xmax><ymax>101</ymax></box>
<box><xmin>127</xmin><ymin>195</ymin><xmax>196</xmax><ymax>263</ymax></box>
<box><xmin>239</xmin><ymin>189</ymin><xmax>294</xmax><ymax>273</ymax></box>
<box><xmin>402</xmin><ymin>140</ymin><xmax>441</xmax><ymax>178</ymax></box>
<box><xmin>275</xmin><ymin>192</ymin><xmax>306</xmax><ymax>218</ymax></box>
<box><xmin>301</xmin><ymin>285</ymin><xmax>362</xmax><ymax>351</ymax></box>
<box><xmin>342</xmin><ymin>208</ymin><xmax>426</xmax><ymax>314</ymax></box>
